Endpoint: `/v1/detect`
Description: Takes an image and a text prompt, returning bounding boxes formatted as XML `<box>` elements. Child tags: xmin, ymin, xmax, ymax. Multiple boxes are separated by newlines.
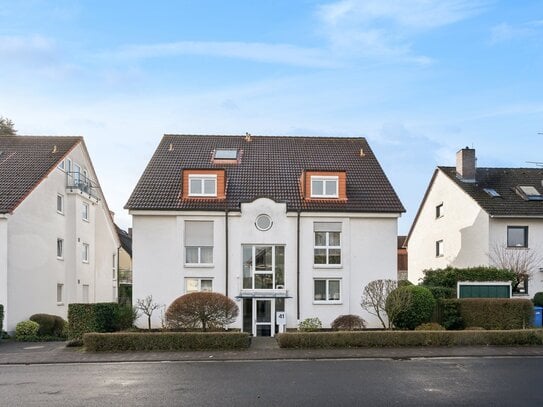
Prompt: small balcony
<box><xmin>66</xmin><ymin>172</ymin><xmax>100</xmax><ymax>202</ymax></box>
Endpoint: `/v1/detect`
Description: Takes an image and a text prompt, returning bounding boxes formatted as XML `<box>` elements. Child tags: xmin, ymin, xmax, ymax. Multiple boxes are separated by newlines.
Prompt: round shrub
<box><xmin>165</xmin><ymin>292</ymin><xmax>239</xmax><ymax>332</ymax></box>
<box><xmin>15</xmin><ymin>320</ymin><xmax>40</xmax><ymax>340</ymax></box>
<box><xmin>30</xmin><ymin>313</ymin><xmax>66</xmax><ymax>337</ymax></box>
<box><xmin>298</xmin><ymin>317</ymin><xmax>322</xmax><ymax>332</ymax></box>
<box><xmin>331</xmin><ymin>314</ymin><xmax>366</xmax><ymax>331</ymax></box>
<box><xmin>533</xmin><ymin>292</ymin><xmax>543</xmax><ymax>307</ymax></box>
<box><xmin>388</xmin><ymin>286</ymin><xmax>436</xmax><ymax>330</ymax></box>
<box><xmin>415</xmin><ymin>322</ymin><xmax>445</xmax><ymax>331</ymax></box>
<box><xmin>397</xmin><ymin>280</ymin><xmax>413</xmax><ymax>288</ymax></box>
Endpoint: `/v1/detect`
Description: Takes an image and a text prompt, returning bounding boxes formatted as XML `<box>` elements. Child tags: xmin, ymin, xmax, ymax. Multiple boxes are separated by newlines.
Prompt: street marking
<box><xmin>23</xmin><ymin>346</ymin><xmax>45</xmax><ymax>350</ymax></box>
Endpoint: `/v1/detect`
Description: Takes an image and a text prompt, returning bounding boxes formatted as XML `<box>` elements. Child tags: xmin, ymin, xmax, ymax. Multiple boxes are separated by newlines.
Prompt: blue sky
<box><xmin>1</xmin><ymin>0</ymin><xmax>542</xmax><ymax>233</ymax></box>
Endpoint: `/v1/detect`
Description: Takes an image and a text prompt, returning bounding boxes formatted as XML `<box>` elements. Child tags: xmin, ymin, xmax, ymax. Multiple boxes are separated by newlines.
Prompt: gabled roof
<box><xmin>0</xmin><ymin>136</ymin><xmax>81</xmax><ymax>214</ymax></box>
<box><xmin>115</xmin><ymin>224</ymin><xmax>132</xmax><ymax>256</ymax></box>
<box><xmin>439</xmin><ymin>166</ymin><xmax>543</xmax><ymax>217</ymax></box>
<box><xmin>126</xmin><ymin>134</ymin><xmax>405</xmax><ymax>213</ymax></box>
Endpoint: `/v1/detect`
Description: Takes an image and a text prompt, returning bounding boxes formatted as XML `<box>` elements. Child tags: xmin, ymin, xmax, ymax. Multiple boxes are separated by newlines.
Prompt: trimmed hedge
<box><xmin>533</xmin><ymin>292</ymin><xmax>543</xmax><ymax>307</ymax></box>
<box><xmin>276</xmin><ymin>330</ymin><xmax>543</xmax><ymax>348</ymax></box>
<box><xmin>29</xmin><ymin>314</ymin><xmax>66</xmax><ymax>337</ymax></box>
<box><xmin>68</xmin><ymin>303</ymin><xmax>121</xmax><ymax>340</ymax></box>
<box><xmin>0</xmin><ymin>304</ymin><xmax>3</xmax><ymax>336</ymax></box>
<box><xmin>457</xmin><ymin>299</ymin><xmax>533</xmax><ymax>330</ymax></box>
<box><xmin>427</xmin><ymin>286</ymin><xmax>456</xmax><ymax>300</ymax></box>
<box><xmin>15</xmin><ymin>320</ymin><xmax>40</xmax><ymax>341</ymax></box>
<box><xmin>83</xmin><ymin>332</ymin><xmax>251</xmax><ymax>352</ymax></box>
<box><xmin>421</xmin><ymin>266</ymin><xmax>515</xmax><ymax>288</ymax></box>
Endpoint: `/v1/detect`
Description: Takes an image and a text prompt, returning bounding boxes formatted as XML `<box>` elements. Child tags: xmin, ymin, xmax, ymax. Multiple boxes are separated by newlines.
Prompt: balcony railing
<box><xmin>66</xmin><ymin>172</ymin><xmax>100</xmax><ymax>201</ymax></box>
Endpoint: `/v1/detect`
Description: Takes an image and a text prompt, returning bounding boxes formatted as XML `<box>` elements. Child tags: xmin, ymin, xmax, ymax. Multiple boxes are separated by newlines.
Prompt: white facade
<box><xmin>0</xmin><ymin>143</ymin><xmax>119</xmax><ymax>332</ymax></box>
<box><xmin>131</xmin><ymin>198</ymin><xmax>399</xmax><ymax>333</ymax></box>
<box><xmin>408</xmin><ymin>169</ymin><xmax>543</xmax><ymax>295</ymax></box>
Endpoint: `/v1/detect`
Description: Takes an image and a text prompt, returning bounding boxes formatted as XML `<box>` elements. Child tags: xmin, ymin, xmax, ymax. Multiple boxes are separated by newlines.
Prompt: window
<box><xmin>185</xmin><ymin>278</ymin><xmax>213</xmax><ymax>293</ymax></box>
<box><xmin>516</xmin><ymin>185</ymin><xmax>543</xmax><ymax>201</ymax></box>
<box><xmin>188</xmin><ymin>175</ymin><xmax>217</xmax><ymax>197</ymax></box>
<box><xmin>435</xmin><ymin>203</ymin><xmax>443</xmax><ymax>218</ymax></box>
<box><xmin>57</xmin><ymin>284</ymin><xmax>64</xmax><ymax>303</ymax></box>
<box><xmin>436</xmin><ymin>240</ymin><xmax>444</xmax><ymax>257</ymax></box>
<box><xmin>82</xmin><ymin>285</ymin><xmax>89</xmax><ymax>303</ymax></box>
<box><xmin>314</xmin><ymin>279</ymin><xmax>341</xmax><ymax>302</ymax></box>
<box><xmin>66</xmin><ymin>158</ymin><xmax>72</xmax><ymax>173</ymax></box>
<box><xmin>57</xmin><ymin>238</ymin><xmax>64</xmax><ymax>259</ymax></box>
<box><xmin>484</xmin><ymin>188</ymin><xmax>501</xmax><ymax>198</ymax></box>
<box><xmin>185</xmin><ymin>221</ymin><xmax>213</xmax><ymax>265</ymax></box>
<box><xmin>82</xmin><ymin>202</ymin><xmax>89</xmax><ymax>221</ymax></box>
<box><xmin>56</xmin><ymin>194</ymin><xmax>64</xmax><ymax>214</ymax></box>
<box><xmin>57</xmin><ymin>160</ymin><xmax>65</xmax><ymax>170</ymax></box>
<box><xmin>507</xmin><ymin>226</ymin><xmax>528</xmax><ymax>248</ymax></box>
<box><xmin>82</xmin><ymin>243</ymin><xmax>89</xmax><ymax>263</ymax></box>
<box><xmin>310</xmin><ymin>176</ymin><xmax>338</xmax><ymax>198</ymax></box>
<box><xmin>214</xmin><ymin>149</ymin><xmax>237</xmax><ymax>160</ymax></box>
<box><xmin>314</xmin><ymin>222</ymin><xmax>341</xmax><ymax>266</ymax></box>
<box><xmin>243</xmin><ymin>245</ymin><xmax>285</xmax><ymax>289</ymax></box>
<box><xmin>112</xmin><ymin>254</ymin><xmax>117</xmax><ymax>280</ymax></box>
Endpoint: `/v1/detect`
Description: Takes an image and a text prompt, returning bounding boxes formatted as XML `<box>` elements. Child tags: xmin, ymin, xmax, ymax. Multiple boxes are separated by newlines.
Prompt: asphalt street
<box><xmin>1</xmin><ymin>356</ymin><xmax>542</xmax><ymax>406</ymax></box>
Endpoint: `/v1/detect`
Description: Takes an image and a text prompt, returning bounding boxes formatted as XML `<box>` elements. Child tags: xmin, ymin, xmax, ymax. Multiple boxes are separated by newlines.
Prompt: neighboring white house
<box><xmin>408</xmin><ymin>147</ymin><xmax>543</xmax><ymax>296</ymax></box>
<box><xmin>126</xmin><ymin>134</ymin><xmax>405</xmax><ymax>335</ymax></box>
<box><xmin>0</xmin><ymin>136</ymin><xmax>120</xmax><ymax>332</ymax></box>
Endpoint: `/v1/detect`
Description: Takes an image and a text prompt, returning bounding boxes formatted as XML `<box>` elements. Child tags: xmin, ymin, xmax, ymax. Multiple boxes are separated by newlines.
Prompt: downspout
<box><xmin>297</xmin><ymin>210</ymin><xmax>301</xmax><ymax>320</ymax></box>
<box><xmin>225</xmin><ymin>208</ymin><xmax>229</xmax><ymax>297</ymax></box>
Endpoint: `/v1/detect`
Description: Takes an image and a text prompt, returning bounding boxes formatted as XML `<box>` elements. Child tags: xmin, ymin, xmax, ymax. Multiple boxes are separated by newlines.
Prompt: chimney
<box><xmin>456</xmin><ymin>147</ymin><xmax>476</xmax><ymax>182</ymax></box>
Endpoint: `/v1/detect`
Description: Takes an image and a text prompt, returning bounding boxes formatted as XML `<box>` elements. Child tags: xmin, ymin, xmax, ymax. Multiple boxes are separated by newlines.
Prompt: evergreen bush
<box><xmin>389</xmin><ymin>286</ymin><xmax>435</xmax><ymax>330</ymax></box>
<box><xmin>533</xmin><ymin>292</ymin><xmax>543</xmax><ymax>307</ymax></box>
<box><xmin>15</xmin><ymin>320</ymin><xmax>40</xmax><ymax>341</ymax></box>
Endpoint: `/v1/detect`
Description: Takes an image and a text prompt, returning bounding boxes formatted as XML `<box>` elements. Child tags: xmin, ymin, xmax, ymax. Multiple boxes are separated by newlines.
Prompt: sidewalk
<box><xmin>1</xmin><ymin>338</ymin><xmax>543</xmax><ymax>365</ymax></box>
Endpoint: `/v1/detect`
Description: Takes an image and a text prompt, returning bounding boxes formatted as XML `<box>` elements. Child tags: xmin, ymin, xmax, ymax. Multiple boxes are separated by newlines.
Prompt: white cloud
<box><xmin>490</xmin><ymin>20</ymin><xmax>543</xmax><ymax>44</ymax></box>
<box><xmin>0</xmin><ymin>34</ymin><xmax>55</xmax><ymax>57</ymax></box>
<box><xmin>109</xmin><ymin>41</ymin><xmax>336</xmax><ymax>68</ymax></box>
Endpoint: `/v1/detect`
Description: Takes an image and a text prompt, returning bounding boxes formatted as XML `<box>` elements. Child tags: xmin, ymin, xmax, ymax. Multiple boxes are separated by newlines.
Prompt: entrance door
<box><xmin>254</xmin><ymin>299</ymin><xmax>274</xmax><ymax>337</ymax></box>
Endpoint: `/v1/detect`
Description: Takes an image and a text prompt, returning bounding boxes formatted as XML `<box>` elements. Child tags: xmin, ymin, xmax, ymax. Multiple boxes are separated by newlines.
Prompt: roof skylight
<box><xmin>516</xmin><ymin>185</ymin><xmax>543</xmax><ymax>201</ymax></box>
<box><xmin>214</xmin><ymin>149</ymin><xmax>238</xmax><ymax>160</ymax></box>
<box><xmin>483</xmin><ymin>188</ymin><xmax>501</xmax><ymax>198</ymax></box>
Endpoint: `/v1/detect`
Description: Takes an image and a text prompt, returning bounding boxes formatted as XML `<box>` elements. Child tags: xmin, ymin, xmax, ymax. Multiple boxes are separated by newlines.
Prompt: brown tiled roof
<box><xmin>439</xmin><ymin>166</ymin><xmax>543</xmax><ymax>217</ymax></box>
<box><xmin>397</xmin><ymin>235</ymin><xmax>407</xmax><ymax>249</ymax></box>
<box><xmin>0</xmin><ymin>136</ymin><xmax>81</xmax><ymax>214</ymax></box>
<box><xmin>115</xmin><ymin>224</ymin><xmax>132</xmax><ymax>256</ymax></box>
<box><xmin>126</xmin><ymin>134</ymin><xmax>405</xmax><ymax>213</ymax></box>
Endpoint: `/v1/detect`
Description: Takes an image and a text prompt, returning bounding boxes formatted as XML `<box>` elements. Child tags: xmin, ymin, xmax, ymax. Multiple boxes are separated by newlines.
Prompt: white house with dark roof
<box><xmin>126</xmin><ymin>134</ymin><xmax>405</xmax><ymax>334</ymax></box>
<box><xmin>0</xmin><ymin>136</ymin><xmax>120</xmax><ymax>332</ymax></box>
<box><xmin>408</xmin><ymin>147</ymin><xmax>543</xmax><ymax>296</ymax></box>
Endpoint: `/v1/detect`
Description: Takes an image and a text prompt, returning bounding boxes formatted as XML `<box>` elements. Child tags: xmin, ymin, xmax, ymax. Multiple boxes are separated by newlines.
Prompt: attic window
<box><xmin>516</xmin><ymin>185</ymin><xmax>543</xmax><ymax>201</ymax></box>
<box><xmin>484</xmin><ymin>188</ymin><xmax>501</xmax><ymax>198</ymax></box>
<box><xmin>214</xmin><ymin>149</ymin><xmax>237</xmax><ymax>160</ymax></box>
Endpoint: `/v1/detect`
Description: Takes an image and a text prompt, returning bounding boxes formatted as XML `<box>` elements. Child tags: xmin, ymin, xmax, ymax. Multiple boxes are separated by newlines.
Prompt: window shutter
<box><xmin>185</xmin><ymin>221</ymin><xmax>214</xmax><ymax>246</ymax></box>
<box><xmin>313</xmin><ymin>222</ymin><xmax>342</xmax><ymax>232</ymax></box>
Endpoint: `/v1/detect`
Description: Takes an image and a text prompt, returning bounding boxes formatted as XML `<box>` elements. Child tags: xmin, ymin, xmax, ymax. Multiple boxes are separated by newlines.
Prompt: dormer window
<box><xmin>189</xmin><ymin>174</ymin><xmax>217</xmax><ymax>197</ymax></box>
<box><xmin>214</xmin><ymin>149</ymin><xmax>237</xmax><ymax>160</ymax></box>
<box><xmin>516</xmin><ymin>185</ymin><xmax>543</xmax><ymax>201</ymax></box>
<box><xmin>311</xmin><ymin>176</ymin><xmax>338</xmax><ymax>198</ymax></box>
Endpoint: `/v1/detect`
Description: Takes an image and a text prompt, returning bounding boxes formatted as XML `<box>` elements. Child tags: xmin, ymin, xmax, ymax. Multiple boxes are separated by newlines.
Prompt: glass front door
<box><xmin>254</xmin><ymin>299</ymin><xmax>274</xmax><ymax>337</ymax></box>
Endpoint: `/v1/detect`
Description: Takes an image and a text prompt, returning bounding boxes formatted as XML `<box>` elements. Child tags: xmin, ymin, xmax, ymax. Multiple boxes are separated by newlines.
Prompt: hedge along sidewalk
<box><xmin>276</xmin><ymin>330</ymin><xmax>543</xmax><ymax>349</ymax></box>
<box><xmin>83</xmin><ymin>332</ymin><xmax>251</xmax><ymax>352</ymax></box>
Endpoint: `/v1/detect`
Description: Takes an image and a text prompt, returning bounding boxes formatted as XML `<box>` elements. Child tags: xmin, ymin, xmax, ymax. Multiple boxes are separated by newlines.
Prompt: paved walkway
<box><xmin>1</xmin><ymin>338</ymin><xmax>543</xmax><ymax>365</ymax></box>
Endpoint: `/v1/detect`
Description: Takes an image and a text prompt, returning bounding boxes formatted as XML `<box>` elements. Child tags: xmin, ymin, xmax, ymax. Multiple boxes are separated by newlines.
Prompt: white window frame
<box><xmin>82</xmin><ymin>243</ymin><xmax>89</xmax><ymax>263</ymax></box>
<box><xmin>314</xmin><ymin>231</ymin><xmax>341</xmax><ymax>267</ymax></box>
<box><xmin>310</xmin><ymin>176</ymin><xmax>339</xmax><ymax>198</ymax></box>
<box><xmin>185</xmin><ymin>278</ymin><xmax>213</xmax><ymax>293</ymax></box>
<box><xmin>436</xmin><ymin>202</ymin><xmax>443</xmax><ymax>219</ymax></box>
<box><xmin>436</xmin><ymin>240</ymin><xmax>444</xmax><ymax>257</ymax></box>
<box><xmin>313</xmin><ymin>279</ymin><xmax>342</xmax><ymax>303</ymax></box>
<box><xmin>184</xmin><ymin>221</ymin><xmax>214</xmax><ymax>266</ymax></box>
<box><xmin>242</xmin><ymin>245</ymin><xmax>285</xmax><ymax>290</ymax></box>
<box><xmin>57</xmin><ymin>283</ymin><xmax>64</xmax><ymax>304</ymax></box>
<box><xmin>82</xmin><ymin>202</ymin><xmax>89</xmax><ymax>221</ymax></box>
<box><xmin>112</xmin><ymin>254</ymin><xmax>117</xmax><ymax>280</ymax></box>
<box><xmin>57</xmin><ymin>160</ymin><xmax>65</xmax><ymax>170</ymax></box>
<box><xmin>57</xmin><ymin>194</ymin><xmax>64</xmax><ymax>214</ymax></box>
<box><xmin>56</xmin><ymin>238</ymin><xmax>64</xmax><ymax>259</ymax></box>
<box><xmin>188</xmin><ymin>174</ymin><xmax>217</xmax><ymax>197</ymax></box>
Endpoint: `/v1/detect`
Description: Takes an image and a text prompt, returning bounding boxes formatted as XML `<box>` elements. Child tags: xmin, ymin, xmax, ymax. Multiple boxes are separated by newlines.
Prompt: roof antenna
<box><xmin>52</xmin><ymin>145</ymin><xmax>58</xmax><ymax>153</ymax></box>
<box><xmin>168</xmin><ymin>143</ymin><xmax>174</xmax><ymax>152</ymax></box>
<box><xmin>245</xmin><ymin>132</ymin><xmax>252</xmax><ymax>142</ymax></box>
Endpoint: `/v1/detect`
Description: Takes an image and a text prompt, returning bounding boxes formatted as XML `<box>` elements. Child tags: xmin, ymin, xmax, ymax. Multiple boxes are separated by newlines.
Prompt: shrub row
<box><xmin>68</xmin><ymin>303</ymin><xmax>134</xmax><ymax>340</ymax></box>
<box><xmin>30</xmin><ymin>314</ymin><xmax>66</xmax><ymax>337</ymax></box>
<box><xmin>438</xmin><ymin>299</ymin><xmax>533</xmax><ymax>330</ymax></box>
<box><xmin>83</xmin><ymin>332</ymin><xmax>251</xmax><ymax>352</ymax></box>
<box><xmin>421</xmin><ymin>266</ymin><xmax>516</xmax><ymax>288</ymax></box>
<box><xmin>276</xmin><ymin>330</ymin><xmax>543</xmax><ymax>348</ymax></box>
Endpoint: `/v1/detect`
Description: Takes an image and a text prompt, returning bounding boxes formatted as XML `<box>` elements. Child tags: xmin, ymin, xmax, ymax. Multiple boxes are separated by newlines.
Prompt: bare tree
<box><xmin>489</xmin><ymin>242</ymin><xmax>543</xmax><ymax>293</ymax></box>
<box><xmin>0</xmin><ymin>116</ymin><xmax>16</xmax><ymax>136</ymax></box>
<box><xmin>384</xmin><ymin>288</ymin><xmax>413</xmax><ymax>329</ymax></box>
<box><xmin>361</xmin><ymin>279</ymin><xmax>397</xmax><ymax>329</ymax></box>
<box><xmin>136</xmin><ymin>295</ymin><xmax>163</xmax><ymax>331</ymax></box>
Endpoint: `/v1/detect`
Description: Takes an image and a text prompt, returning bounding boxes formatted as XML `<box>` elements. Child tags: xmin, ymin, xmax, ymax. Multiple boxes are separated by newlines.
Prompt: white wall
<box><xmin>131</xmin><ymin>198</ymin><xmax>400</xmax><ymax>329</ymax></box>
<box><xmin>4</xmin><ymin>143</ymin><xmax>118</xmax><ymax>331</ymax></box>
<box><xmin>408</xmin><ymin>170</ymin><xmax>490</xmax><ymax>284</ymax></box>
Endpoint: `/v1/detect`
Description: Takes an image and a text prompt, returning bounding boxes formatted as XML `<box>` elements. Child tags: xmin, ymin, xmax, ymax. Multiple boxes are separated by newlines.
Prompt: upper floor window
<box><xmin>314</xmin><ymin>222</ymin><xmax>341</xmax><ymax>266</ymax></box>
<box><xmin>57</xmin><ymin>194</ymin><xmax>64</xmax><ymax>214</ymax></box>
<box><xmin>186</xmin><ymin>278</ymin><xmax>213</xmax><ymax>293</ymax></box>
<box><xmin>311</xmin><ymin>176</ymin><xmax>338</xmax><ymax>198</ymax></box>
<box><xmin>435</xmin><ymin>203</ymin><xmax>443</xmax><ymax>218</ymax></box>
<box><xmin>57</xmin><ymin>283</ymin><xmax>64</xmax><ymax>304</ymax></box>
<box><xmin>82</xmin><ymin>202</ymin><xmax>89</xmax><ymax>221</ymax></box>
<box><xmin>57</xmin><ymin>238</ymin><xmax>64</xmax><ymax>259</ymax></box>
<box><xmin>243</xmin><ymin>245</ymin><xmax>285</xmax><ymax>289</ymax></box>
<box><xmin>112</xmin><ymin>254</ymin><xmax>117</xmax><ymax>280</ymax></box>
<box><xmin>189</xmin><ymin>175</ymin><xmax>217</xmax><ymax>197</ymax></box>
<box><xmin>185</xmin><ymin>221</ymin><xmax>214</xmax><ymax>265</ymax></box>
<box><xmin>82</xmin><ymin>243</ymin><xmax>89</xmax><ymax>263</ymax></box>
<box><xmin>507</xmin><ymin>226</ymin><xmax>528</xmax><ymax>248</ymax></box>
<box><xmin>436</xmin><ymin>240</ymin><xmax>444</xmax><ymax>257</ymax></box>
<box><xmin>57</xmin><ymin>160</ymin><xmax>65</xmax><ymax>171</ymax></box>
